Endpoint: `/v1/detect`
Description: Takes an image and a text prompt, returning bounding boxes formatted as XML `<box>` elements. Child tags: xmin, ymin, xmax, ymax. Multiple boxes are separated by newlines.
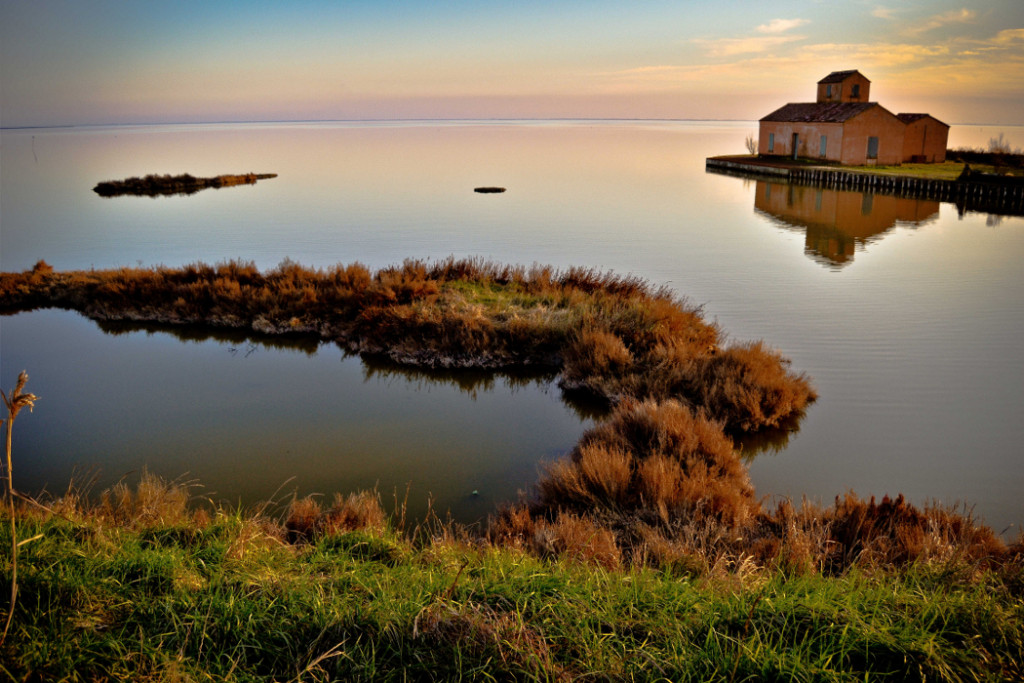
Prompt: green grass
<box><xmin>841</xmin><ymin>161</ymin><xmax>979</xmax><ymax>180</ymax></box>
<box><xmin>711</xmin><ymin>154</ymin><xmax>1009</xmax><ymax>180</ymax></box>
<box><xmin>2</xmin><ymin>504</ymin><xmax>1021</xmax><ymax>681</ymax></box>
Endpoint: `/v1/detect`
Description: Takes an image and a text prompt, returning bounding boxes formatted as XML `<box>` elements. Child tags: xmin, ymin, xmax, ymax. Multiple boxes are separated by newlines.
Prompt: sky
<box><xmin>1</xmin><ymin>0</ymin><xmax>1022</xmax><ymax>128</ymax></box>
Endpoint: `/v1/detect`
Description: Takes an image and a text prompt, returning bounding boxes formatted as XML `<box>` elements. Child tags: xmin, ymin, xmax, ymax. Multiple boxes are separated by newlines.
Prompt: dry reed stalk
<box><xmin>1</xmin><ymin>371</ymin><xmax>38</xmax><ymax>645</ymax></box>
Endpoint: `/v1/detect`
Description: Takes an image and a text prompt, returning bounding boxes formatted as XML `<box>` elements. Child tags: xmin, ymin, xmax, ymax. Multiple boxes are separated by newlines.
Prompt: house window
<box><xmin>820</xmin><ymin>135</ymin><xmax>827</xmax><ymax>157</ymax></box>
<box><xmin>768</xmin><ymin>133</ymin><xmax>775</xmax><ymax>153</ymax></box>
<box><xmin>826</xmin><ymin>84</ymin><xmax>833</xmax><ymax>98</ymax></box>
<box><xmin>851</xmin><ymin>84</ymin><xmax>860</xmax><ymax>99</ymax></box>
<box><xmin>866</xmin><ymin>136</ymin><xmax>879</xmax><ymax>160</ymax></box>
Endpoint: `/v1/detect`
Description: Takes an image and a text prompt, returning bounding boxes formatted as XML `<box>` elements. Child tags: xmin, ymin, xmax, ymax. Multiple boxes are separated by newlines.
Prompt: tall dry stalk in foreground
<box><xmin>1</xmin><ymin>371</ymin><xmax>37</xmax><ymax>645</ymax></box>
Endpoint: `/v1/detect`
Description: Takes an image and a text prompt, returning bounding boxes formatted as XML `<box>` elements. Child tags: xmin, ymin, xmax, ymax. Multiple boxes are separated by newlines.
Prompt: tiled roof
<box><xmin>760</xmin><ymin>102</ymin><xmax>879</xmax><ymax>123</ymax></box>
<box><xmin>897</xmin><ymin>113</ymin><xmax>948</xmax><ymax>126</ymax></box>
<box><xmin>818</xmin><ymin>70</ymin><xmax>867</xmax><ymax>84</ymax></box>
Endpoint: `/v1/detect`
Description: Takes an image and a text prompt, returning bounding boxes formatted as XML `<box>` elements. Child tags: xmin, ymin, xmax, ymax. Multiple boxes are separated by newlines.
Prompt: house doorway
<box><xmin>792</xmin><ymin>133</ymin><xmax>799</xmax><ymax>160</ymax></box>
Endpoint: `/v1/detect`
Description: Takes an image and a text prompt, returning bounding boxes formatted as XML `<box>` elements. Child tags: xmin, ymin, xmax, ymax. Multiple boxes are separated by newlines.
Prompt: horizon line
<box><xmin>3</xmin><ymin>116</ymin><xmax>1021</xmax><ymax>133</ymax></box>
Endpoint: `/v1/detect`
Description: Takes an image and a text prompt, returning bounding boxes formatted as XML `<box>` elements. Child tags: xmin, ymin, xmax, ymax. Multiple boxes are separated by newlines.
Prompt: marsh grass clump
<box><xmin>285</xmin><ymin>492</ymin><xmax>387</xmax><ymax>543</ymax></box>
<box><xmin>494</xmin><ymin>399</ymin><xmax>760</xmax><ymax>566</ymax></box>
<box><xmin>0</xmin><ymin>258</ymin><xmax>816</xmax><ymax>432</ymax></box>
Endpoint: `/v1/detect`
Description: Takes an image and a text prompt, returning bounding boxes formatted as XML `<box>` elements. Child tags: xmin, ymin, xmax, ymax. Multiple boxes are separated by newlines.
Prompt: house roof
<box><xmin>897</xmin><ymin>113</ymin><xmax>949</xmax><ymax>127</ymax></box>
<box><xmin>760</xmin><ymin>101</ymin><xmax>880</xmax><ymax>123</ymax></box>
<box><xmin>818</xmin><ymin>70</ymin><xmax>868</xmax><ymax>84</ymax></box>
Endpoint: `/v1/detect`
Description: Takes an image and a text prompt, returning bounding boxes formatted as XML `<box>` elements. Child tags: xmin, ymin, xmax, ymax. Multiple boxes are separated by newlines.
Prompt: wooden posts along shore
<box><xmin>706</xmin><ymin>156</ymin><xmax>1024</xmax><ymax>216</ymax></box>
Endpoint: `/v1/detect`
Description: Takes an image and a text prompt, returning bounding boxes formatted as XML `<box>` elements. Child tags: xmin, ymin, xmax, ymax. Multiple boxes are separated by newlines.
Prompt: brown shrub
<box><xmin>321</xmin><ymin>491</ymin><xmax>386</xmax><ymax>535</ymax></box>
<box><xmin>685</xmin><ymin>341</ymin><xmax>817</xmax><ymax>432</ymax></box>
<box><xmin>96</xmin><ymin>471</ymin><xmax>193</xmax><ymax>528</ymax></box>
<box><xmin>487</xmin><ymin>504</ymin><xmax>536</xmax><ymax>549</ymax></box>
<box><xmin>532</xmin><ymin>512</ymin><xmax>622</xmax><ymax>569</ymax></box>
<box><xmin>820</xmin><ymin>493</ymin><xmax>1008</xmax><ymax>572</ymax></box>
<box><xmin>285</xmin><ymin>496</ymin><xmax>322</xmax><ymax>543</ymax></box>
<box><xmin>581</xmin><ymin>399</ymin><xmax>739</xmax><ymax>475</ymax></box>
<box><xmin>285</xmin><ymin>491</ymin><xmax>387</xmax><ymax>542</ymax></box>
<box><xmin>536</xmin><ymin>444</ymin><xmax>633</xmax><ymax>509</ymax></box>
<box><xmin>560</xmin><ymin>328</ymin><xmax>633</xmax><ymax>391</ymax></box>
<box><xmin>513</xmin><ymin>399</ymin><xmax>758</xmax><ymax>567</ymax></box>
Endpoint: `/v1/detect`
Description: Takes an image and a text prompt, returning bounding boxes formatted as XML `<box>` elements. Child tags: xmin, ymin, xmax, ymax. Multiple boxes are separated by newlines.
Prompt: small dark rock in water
<box><xmin>474</xmin><ymin>187</ymin><xmax>506</xmax><ymax>193</ymax></box>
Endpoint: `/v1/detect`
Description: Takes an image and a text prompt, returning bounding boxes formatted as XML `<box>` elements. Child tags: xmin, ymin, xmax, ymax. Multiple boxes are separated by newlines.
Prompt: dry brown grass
<box><xmin>686</xmin><ymin>341</ymin><xmax>818</xmax><ymax>432</ymax></box>
<box><xmin>96</xmin><ymin>471</ymin><xmax>194</xmax><ymax>529</ymax></box>
<box><xmin>0</xmin><ymin>258</ymin><xmax>815</xmax><ymax>432</ymax></box>
<box><xmin>285</xmin><ymin>492</ymin><xmax>387</xmax><ymax>543</ymax></box>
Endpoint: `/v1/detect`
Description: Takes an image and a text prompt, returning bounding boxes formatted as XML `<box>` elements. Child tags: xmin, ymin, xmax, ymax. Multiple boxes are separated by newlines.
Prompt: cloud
<box><xmin>757</xmin><ymin>18</ymin><xmax>810</xmax><ymax>34</ymax></box>
<box><xmin>993</xmin><ymin>28</ymin><xmax>1024</xmax><ymax>44</ymax></box>
<box><xmin>798</xmin><ymin>42</ymin><xmax>950</xmax><ymax>67</ymax></box>
<box><xmin>694</xmin><ymin>35</ymin><xmax>805</xmax><ymax>57</ymax></box>
<box><xmin>871</xmin><ymin>7</ymin><xmax>896</xmax><ymax>20</ymax></box>
<box><xmin>904</xmin><ymin>8</ymin><xmax>976</xmax><ymax>36</ymax></box>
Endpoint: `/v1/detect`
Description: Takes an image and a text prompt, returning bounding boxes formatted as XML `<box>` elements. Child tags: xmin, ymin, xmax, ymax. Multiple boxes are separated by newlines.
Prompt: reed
<box><xmin>0</xmin><ymin>371</ymin><xmax>37</xmax><ymax>646</ymax></box>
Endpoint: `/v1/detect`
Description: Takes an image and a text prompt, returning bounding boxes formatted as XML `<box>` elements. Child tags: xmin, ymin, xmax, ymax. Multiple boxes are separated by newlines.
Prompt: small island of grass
<box><xmin>93</xmin><ymin>172</ymin><xmax>278</xmax><ymax>198</ymax></box>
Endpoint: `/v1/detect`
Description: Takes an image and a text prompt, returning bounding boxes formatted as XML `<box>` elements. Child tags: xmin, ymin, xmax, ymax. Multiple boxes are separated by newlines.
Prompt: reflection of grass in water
<box><xmin>93</xmin><ymin>318</ymin><xmax>322</xmax><ymax>355</ymax></box>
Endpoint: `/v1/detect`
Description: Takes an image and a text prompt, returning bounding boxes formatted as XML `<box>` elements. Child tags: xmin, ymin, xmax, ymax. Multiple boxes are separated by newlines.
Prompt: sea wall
<box><xmin>706</xmin><ymin>157</ymin><xmax>1024</xmax><ymax>216</ymax></box>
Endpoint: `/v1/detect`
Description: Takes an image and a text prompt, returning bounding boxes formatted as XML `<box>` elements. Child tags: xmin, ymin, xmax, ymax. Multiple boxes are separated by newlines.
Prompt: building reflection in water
<box><xmin>754</xmin><ymin>180</ymin><xmax>939</xmax><ymax>269</ymax></box>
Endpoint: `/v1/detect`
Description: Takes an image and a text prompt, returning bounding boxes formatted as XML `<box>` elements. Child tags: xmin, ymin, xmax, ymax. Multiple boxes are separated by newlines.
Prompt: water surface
<box><xmin>2</xmin><ymin>121</ymin><xmax>1022</xmax><ymax>531</ymax></box>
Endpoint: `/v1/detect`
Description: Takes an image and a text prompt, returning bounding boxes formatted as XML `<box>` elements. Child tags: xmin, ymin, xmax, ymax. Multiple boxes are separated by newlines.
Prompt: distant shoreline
<box><xmin>5</xmin><ymin>118</ymin><xmax>1024</xmax><ymax>132</ymax></box>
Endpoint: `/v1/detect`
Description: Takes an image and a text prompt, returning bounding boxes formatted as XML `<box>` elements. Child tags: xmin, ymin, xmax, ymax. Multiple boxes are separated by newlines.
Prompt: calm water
<box><xmin>2</xmin><ymin>121</ymin><xmax>1023</xmax><ymax>531</ymax></box>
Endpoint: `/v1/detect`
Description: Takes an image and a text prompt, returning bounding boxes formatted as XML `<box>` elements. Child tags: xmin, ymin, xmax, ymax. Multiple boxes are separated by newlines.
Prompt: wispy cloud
<box><xmin>904</xmin><ymin>8</ymin><xmax>976</xmax><ymax>36</ymax></box>
<box><xmin>757</xmin><ymin>18</ymin><xmax>810</xmax><ymax>34</ymax></box>
<box><xmin>993</xmin><ymin>28</ymin><xmax>1024</xmax><ymax>44</ymax></box>
<box><xmin>694</xmin><ymin>35</ymin><xmax>805</xmax><ymax>57</ymax></box>
<box><xmin>871</xmin><ymin>7</ymin><xmax>896</xmax><ymax>20</ymax></box>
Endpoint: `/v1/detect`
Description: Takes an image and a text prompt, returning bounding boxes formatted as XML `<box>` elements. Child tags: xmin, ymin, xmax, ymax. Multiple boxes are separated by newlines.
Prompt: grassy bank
<box><xmin>1</xmin><ymin>478</ymin><xmax>1021</xmax><ymax>681</ymax></box>
<box><xmin>708</xmin><ymin>152</ymin><xmax>1024</xmax><ymax>181</ymax></box>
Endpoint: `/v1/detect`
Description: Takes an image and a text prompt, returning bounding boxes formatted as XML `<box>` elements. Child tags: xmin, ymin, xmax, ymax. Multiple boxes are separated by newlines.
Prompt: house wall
<box><xmin>838</xmin><ymin>107</ymin><xmax>905</xmax><ymax>165</ymax></box>
<box><xmin>758</xmin><ymin>121</ymin><xmax>844</xmax><ymax>161</ymax></box>
<box><xmin>816</xmin><ymin>73</ymin><xmax>871</xmax><ymax>103</ymax></box>
<box><xmin>901</xmin><ymin>117</ymin><xmax>949</xmax><ymax>163</ymax></box>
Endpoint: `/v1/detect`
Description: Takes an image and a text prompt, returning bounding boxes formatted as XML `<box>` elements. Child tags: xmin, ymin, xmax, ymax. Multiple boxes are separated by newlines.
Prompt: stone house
<box><xmin>897</xmin><ymin>113</ymin><xmax>949</xmax><ymax>163</ymax></box>
<box><xmin>758</xmin><ymin>70</ymin><xmax>949</xmax><ymax>166</ymax></box>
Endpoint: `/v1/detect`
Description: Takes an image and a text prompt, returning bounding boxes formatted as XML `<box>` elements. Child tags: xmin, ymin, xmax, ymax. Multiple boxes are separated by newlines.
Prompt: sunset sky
<box><xmin>2</xmin><ymin>0</ymin><xmax>1022</xmax><ymax>128</ymax></box>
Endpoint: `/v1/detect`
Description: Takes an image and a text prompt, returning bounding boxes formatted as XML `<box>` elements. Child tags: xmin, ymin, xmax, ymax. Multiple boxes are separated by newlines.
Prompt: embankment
<box><xmin>706</xmin><ymin>156</ymin><xmax>1024</xmax><ymax>215</ymax></box>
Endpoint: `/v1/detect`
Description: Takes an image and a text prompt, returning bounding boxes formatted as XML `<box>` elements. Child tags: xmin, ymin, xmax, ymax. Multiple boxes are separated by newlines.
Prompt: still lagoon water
<box><xmin>2</xmin><ymin>121</ymin><xmax>1022</xmax><ymax>530</ymax></box>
